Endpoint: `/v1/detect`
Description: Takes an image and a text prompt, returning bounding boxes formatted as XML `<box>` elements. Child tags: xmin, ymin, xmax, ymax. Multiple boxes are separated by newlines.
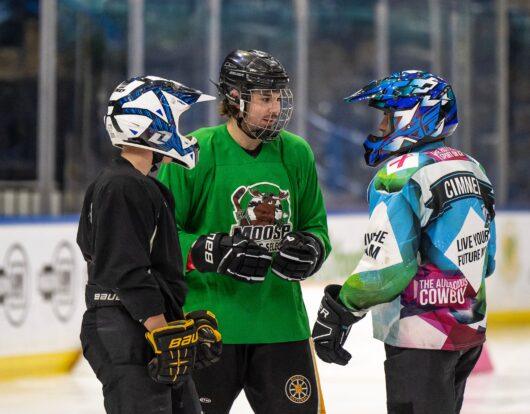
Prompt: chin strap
<box><xmin>150</xmin><ymin>152</ymin><xmax>164</xmax><ymax>173</ymax></box>
<box><xmin>236</xmin><ymin>113</ymin><xmax>260</xmax><ymax>142</ymax></box>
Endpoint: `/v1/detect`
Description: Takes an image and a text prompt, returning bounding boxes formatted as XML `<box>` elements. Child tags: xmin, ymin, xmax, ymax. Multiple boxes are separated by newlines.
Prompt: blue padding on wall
<box><xmin>0</xmin><ymin>215</ymin><xmax>80</xmax><ymax>225</ymax></box>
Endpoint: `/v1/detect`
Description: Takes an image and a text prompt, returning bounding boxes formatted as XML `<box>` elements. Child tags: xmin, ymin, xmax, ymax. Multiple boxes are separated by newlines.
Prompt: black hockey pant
<box><xmin>384</xmin><ymin>344</ymin><xmax>483</xmax><ymax>414</ymax></box>
<box><xmin>80</xmin><ymin>306</ymin><xmax>202</xmax><ymax>414</ymax></box>
<box><xmin>192</xmin><ymin>339</ymin><xmax>326</xmax><ymax>414</ymax></box>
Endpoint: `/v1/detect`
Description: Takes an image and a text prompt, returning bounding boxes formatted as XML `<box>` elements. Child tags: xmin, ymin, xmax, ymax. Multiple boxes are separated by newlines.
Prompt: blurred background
<box><xmin>0</xmin><ymin>1</ymin><xmax>529</xmax><ymax>413</ymax></box>
<box><xmin>0</xmin><ymin>0</ymin><xmax>529</xmax><ymax>214</ymax></box>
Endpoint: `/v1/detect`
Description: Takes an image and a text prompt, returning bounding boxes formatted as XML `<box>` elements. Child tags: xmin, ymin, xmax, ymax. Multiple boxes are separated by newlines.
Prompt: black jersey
<box><xmin>77</xmin><ymin>157</ymin><xmax>187</xmax><ymax>322</ymax></box>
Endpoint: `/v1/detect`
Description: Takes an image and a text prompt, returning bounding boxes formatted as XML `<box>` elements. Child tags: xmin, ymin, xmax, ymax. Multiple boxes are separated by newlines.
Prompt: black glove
<box><xmin>311</xmin><ymin>284</ymin><xmax>365</xmax><ymax>366</ymax></box>
<box><xmin>185</xmin><ymin>310</ymin><xmax>222</xmax><ymax>370</ymax></box>
<box><xmin>145</xmin><ymin>319</ymin><xmax>197</xmax><ymax>385</ymax></box>
<box><xmin>191</xmin><ymin>233</ymin><xmax>272</xmax><ymax>283</ymax></box>
<box><xmin>271</xmin><ymin>231</ymin><xmax>323</xmax><ymax>281</ymax></box>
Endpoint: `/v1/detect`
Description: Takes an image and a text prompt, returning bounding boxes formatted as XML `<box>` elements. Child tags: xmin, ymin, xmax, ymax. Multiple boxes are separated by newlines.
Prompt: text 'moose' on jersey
<box><xmin>157</xmin><ymin>124</ymin><xmax>331</xmax><ymax>344</ymax></box>
<box><xmin>340</xmin><ymin>142</ymin><xmax>496</xmax><ymax>351</ymax></box>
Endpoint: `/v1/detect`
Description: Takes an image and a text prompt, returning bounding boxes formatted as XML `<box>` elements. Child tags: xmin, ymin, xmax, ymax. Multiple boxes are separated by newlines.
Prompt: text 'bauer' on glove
<box><xmin>311</xmin><ymin>284</ymin><xmax>366</xmax><ymax>366</ymax></box>
<box><xmin>271</xmin><ymin>231</ymin><xmax>324</xmax><ymax>281</ymax></box>
<box><xmin>190</xmin><ymin>233</ymin><xmax>272</xmax><ymax>283</ymax></box>
<box><xmin>185</xmin><ymin>310</ymin><xmax>222</xmax><ymax>369</ymax></box>
<box><xmin>145</xmin><ymin>319</ymin><xmax>198</xmax><ymax>385</ymax></box>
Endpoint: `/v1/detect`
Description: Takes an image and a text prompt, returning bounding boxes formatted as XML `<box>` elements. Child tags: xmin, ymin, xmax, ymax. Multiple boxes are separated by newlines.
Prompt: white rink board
<box><xmin>0</xmin><ymin>220</ymin><xmax>85</xmax><ymax>357</ymax></box>
<box><xmin>0</xmin><ymin>212</ymin><xmax>529</xmax><ymax>359</ymax></box>
<box><xmin>482</xmin><ymin>212</ymin><xmax>530</xmax><ymax>311</ymax></box>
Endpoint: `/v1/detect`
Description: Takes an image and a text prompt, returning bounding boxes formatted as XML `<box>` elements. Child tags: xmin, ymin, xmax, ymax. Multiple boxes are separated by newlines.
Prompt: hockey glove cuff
<box><xmin>185</xmin><ymin>310</ymin><xmax>222</xmax><ymax>370</ymax></box>
<box><xmin>145</xmin><ymin>319</ymin><xmax>198</xmax><ymax>385</ymax></box>
<box><xmin>272</xmin><ymin>231</ymin><xmax>324</xmax><ymax>281</ymax></box>
<box><xmin>312</xmin><ymin>284</ymin><xmax>366</xmax><ymax>366</ymax></box>
<box><xmin>191</xmin><ymin>233</ymin><xmax>272</xmax><ymax>283</ymax></box>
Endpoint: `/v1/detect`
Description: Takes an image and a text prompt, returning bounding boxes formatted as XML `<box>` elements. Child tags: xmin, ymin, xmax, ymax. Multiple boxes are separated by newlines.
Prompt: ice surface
<box><xmin>1</xmin><ymin>285</ymin><xmax>528</xmax><ymax>414</ymax></box>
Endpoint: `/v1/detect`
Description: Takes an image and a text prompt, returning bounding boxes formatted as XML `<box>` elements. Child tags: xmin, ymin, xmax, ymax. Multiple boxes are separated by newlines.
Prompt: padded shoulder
<box><xmin>279</xmin><ymin>129</ymin><xmax>314</xmax><ymax>157</ymax></box>
<box><xmin>373</xmin><ymin>152</ymin><xmax>434</xmax><ymax>193</ymax></box>
<box><xmin>188</xmin><ymin>125</ymin><xmax>223</xmax><ymax>145</ymax></box>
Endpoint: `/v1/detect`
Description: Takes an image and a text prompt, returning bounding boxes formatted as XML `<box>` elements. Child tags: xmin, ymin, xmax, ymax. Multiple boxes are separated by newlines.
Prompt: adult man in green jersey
<box><xmin>158</xmin><ymin>49</ymin><xmax>330</xmax><ymax>413</ymax></box>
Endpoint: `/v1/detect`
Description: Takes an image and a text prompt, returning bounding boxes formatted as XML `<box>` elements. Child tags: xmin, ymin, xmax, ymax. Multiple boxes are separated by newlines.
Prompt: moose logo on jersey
<box><xmin>230</xmin><ymin>182</ymin><xmax>293</xmax><ymax>252</ymax></box>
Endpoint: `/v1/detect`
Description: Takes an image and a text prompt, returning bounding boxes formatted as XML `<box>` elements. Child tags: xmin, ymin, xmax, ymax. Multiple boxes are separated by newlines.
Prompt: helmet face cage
<box><xmin>218</xmin><ymin>50</ymin><xmax>293</xmax><ymax>142</ymax></box>
<box><xmin>346</xmin><ymin>70</ymin><xmax>458</xmax><ymax>166</ymax></box>
<box><xmin>238</xmin><ymin>88</ymin><xmax>294</xmax><ymax>142</ymax></box>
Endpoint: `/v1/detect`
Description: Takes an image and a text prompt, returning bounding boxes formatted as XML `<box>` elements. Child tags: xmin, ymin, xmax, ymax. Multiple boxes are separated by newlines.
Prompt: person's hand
<box><xmin>143</xmin><ymin>313</ymin><xmax>168</xmax><ymax>332</ymax></box>
<box><xmin>145</xmin><ymin>319</ymin><xmax>197</xmax><ymax>384</ymax></box>
<box><xmin>186</xmin><ymin>310</ymin><xmax>222</xmax><ymax>369</ymax></box>
<box><xmin>191</xmin><ymin>233</ymin><xmax>272</xmax><ymax>282</ymax></box>
<box><xmin>271</xmin><ymin>232</ymin><xmax>323</xmax><ymax>281</ymax></box>
<box><xmin>312</xmin><ymin>285</ymin><xmax>365</xmax><ymax>365</ymax></box>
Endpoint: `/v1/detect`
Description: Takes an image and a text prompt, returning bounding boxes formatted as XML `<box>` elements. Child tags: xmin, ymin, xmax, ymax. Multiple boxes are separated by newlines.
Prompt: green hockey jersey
<box><xmin>158</xmin><ymin>124</ymin><xmax>330</xmax><ymax>344</ymax></box>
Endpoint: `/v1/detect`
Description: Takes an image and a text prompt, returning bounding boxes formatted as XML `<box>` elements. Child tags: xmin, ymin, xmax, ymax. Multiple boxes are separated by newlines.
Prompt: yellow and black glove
<box><xmin>186</xmin><ymin>310</ymin><xmax>222</xmax><ymax>369</ymax></box>
<box><xmin>145</xmin><ymin>319</ymin><xmax>198</xmax><ymax>385</ymax></box>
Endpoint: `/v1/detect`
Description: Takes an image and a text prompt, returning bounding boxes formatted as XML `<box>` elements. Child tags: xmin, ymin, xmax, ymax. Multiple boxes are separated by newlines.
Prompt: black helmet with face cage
<box><xmin>218</xmin><ymin>49</ymin><xmax>293</xmax><ymax>142</ymax></box>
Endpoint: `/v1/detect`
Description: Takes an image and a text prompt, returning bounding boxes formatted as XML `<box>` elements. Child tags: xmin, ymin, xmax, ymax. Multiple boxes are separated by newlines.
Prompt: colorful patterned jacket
<box><xmin>340</xmin><ymin>142</ymin><xmax>496</xmax><ymax>350</ymax></box>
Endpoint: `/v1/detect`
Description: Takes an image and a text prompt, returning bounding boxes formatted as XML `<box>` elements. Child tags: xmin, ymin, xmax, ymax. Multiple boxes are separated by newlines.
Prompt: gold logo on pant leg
<box><xmin>285</xmin><ymin>374</ymin><xmax>311</xmax><ymax>404</ymax></box>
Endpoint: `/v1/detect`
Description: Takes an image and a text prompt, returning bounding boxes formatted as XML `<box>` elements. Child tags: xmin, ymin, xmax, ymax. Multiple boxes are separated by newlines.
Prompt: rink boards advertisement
<box><xmin>0</xmin><ymin>218</ymin><xmax>85</xmax><ymax>379</ymax></box>
<box><xmin>0</xmin><ymin>212</ymin><xmax>529</xmax><ymax>379</ymax></box>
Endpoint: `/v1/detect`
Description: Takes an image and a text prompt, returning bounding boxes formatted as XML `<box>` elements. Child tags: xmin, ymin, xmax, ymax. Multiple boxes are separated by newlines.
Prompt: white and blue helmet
<box><xmin>105</xmin><ymin>76</ymin><xmax>215</xmax><ymax>169</ymax></box>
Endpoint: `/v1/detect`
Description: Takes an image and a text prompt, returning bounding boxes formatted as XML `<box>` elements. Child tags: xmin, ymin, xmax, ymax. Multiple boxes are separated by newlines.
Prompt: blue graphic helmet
<box><xmin>345</xmin><ymin>70</ymin><xmax>458</xmax><ymax>166</ymax></box>
<box><xmin>105</xmin><ymin>76</ymin><xmax>215</xmax><ymax>169</ymax></box>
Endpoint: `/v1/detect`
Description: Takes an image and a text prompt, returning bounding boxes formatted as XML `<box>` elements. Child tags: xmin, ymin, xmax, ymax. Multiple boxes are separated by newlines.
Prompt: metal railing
<box><xmin>0</xmin><ymin>185</ymin><xmax>83</xmax><ymax>217</ymax></box>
